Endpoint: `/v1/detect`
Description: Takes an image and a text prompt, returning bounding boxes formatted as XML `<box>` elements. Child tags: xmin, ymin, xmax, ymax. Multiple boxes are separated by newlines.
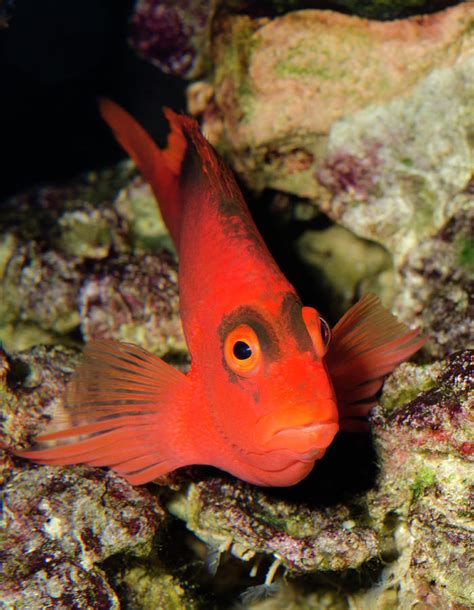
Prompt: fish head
<box><xmin>199</xmin><ymin>293</ymin><xmax>339</xmax><ymax>485</ymax></box>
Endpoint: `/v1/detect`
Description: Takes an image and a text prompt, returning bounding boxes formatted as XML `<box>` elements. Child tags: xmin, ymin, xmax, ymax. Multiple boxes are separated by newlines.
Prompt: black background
<box><xmin>0</xmin><ymin>0</ymin><xmax>186</xmax><ymax>201</ymax></box>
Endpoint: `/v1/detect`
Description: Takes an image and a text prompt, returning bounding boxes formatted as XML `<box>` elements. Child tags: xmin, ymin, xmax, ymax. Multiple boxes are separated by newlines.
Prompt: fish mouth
<box><xmin>266</xmin><ymin>422</ymin><xmax>339</xmax><ymax>454</ymax></box>
<box><xmin>257</xmin><ymin>400</ymin><xmax>339</xmax><ymax>454</ymax></box>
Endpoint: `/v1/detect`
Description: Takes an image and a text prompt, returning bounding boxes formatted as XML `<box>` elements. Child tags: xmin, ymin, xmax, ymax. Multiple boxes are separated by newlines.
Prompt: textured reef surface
<box><xmin>2</xmin><ymin>2</ymin><xmax>473</xmax><ymax>608</ymax></box>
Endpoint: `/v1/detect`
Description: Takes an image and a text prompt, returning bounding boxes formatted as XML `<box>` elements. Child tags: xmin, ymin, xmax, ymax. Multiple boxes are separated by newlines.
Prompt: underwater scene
<box><xmin>1</xmin><ymin>1</ymin><xmax>473</xmax><ymax>608</ymax></box>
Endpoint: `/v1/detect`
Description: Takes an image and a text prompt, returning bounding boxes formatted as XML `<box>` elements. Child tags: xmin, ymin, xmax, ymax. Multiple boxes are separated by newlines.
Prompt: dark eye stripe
<box><xmin>280</xmin><ymin>292</ymin><xmax>314</xmax><ymax>353</ymax></box>
<box><xmin>218</xmin><ymin>306</ymin><xmax>281</xmax><ymax>362</ymax></box>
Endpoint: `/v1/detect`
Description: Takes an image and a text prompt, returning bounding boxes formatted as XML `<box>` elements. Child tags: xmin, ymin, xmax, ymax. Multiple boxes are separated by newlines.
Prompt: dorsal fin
<box><xmin>99</xmin><ymin>99</ymin><xmax>188</xmax><ymax>247</ymax></box>
<box><xmin>100</xmin><ymin>99</ymin><xmax>269</xmax><ymax>262</ymax></box>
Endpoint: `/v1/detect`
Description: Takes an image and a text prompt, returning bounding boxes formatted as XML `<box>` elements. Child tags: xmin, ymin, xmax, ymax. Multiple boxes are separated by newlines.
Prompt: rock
<box><xmin>190</xmin><ymin>3</ymin><xmax>474</xmax><ymax>351</ymax></box>
<box><xmin>297</xmin><ymin>224</ymin><xmax>394</xmax><ymax>319</ymax></box>
<box><xmin>79</xmin><ymin>252</ymin><xmax>185</xmax><ymax>357</ymax></box>
<box><xmin>0</xmin><ymin>165</ymin><xmax>185</xmax><ymax>357</ymax></box>
<box><xmin>3</xmin><ymin>5</ymin><xmax>472</xmax><ymax>604</ymax></box>
<box><xmin>168</xmin><ymin>477</ymin><xmax>379</xmax><ymax>575</ymax></box>
<box><xmin>1</xmin><ymin>344</ymin><xmax>167</xmax><ymax>606</ymax></box>
<box><xmin>1</xmin><ymin>345</ymin><xmax>200</xmax><ymax>608</ymax></box>
<box><xmin>2</xmin><ymin>465</ymin><xmax>166</xmax><ymax>608</ymax></box>
<box><xmin>114</xmin><ymin>175</ymin><xmax>175</xmax><ymax>254</ymax></box>
<box><xmin>0</xmin><ymin>244</ymin><xmax>83</xmax><ymax>345</ymax></box>
<box><xmin>197</xmin><ymin>5</ymin><xmax>474</xmax><ymax>198</ymax></box>
<box><xmin>110</xmin><ymin>562</ymin><xmax>199</xmax><ymax>610</ymax></box>
<box><xmin>395</xmin><ymin>205</ymin><xmax>474</xmax><ymax>359</ymax></box>
<box><xmin>371</xmin><ymin>349</ymin><xmax>474</xmax><ymax>609</ymax></box>
<box><xmin>1</xmin><ymin>345</ymin><xmax>80</xmax><ymax>485</ymax></box>
<box><xmin>129</xmin><ymin>0</ymin><xmax>218</xmax><ymax>78</ymax></box>
<box><xmin>127</xmin><ymin>1</ymin><xmax>461</xmax><ymax>86</ymax></box>
<box><xmin>325</xmin><ymin>0</ymin><xmax>464</xmax><ymax>20</ymax></box>
<box><xmin>167</xmin><ymin>351</ymin><xmax>473</xmax><ymax>607</ymax></box>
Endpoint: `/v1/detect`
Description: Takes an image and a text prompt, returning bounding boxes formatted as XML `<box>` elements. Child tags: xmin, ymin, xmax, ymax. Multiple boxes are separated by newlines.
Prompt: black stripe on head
<box><xmin>179</xmin><ymin>130</ymin><xmax>268</xmax><ymax>256</ymax></box>
<box><xmin>280</xmin><ymin>292</ymin><xmax>314</xmax><ymax>354</ymax></box>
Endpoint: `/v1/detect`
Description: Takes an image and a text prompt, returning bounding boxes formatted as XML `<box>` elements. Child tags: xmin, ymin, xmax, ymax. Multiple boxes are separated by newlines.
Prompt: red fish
<box><xmin>16</xmin><ymin>101</ymin><xmax>425</xmax><ymax>486</ymax></box>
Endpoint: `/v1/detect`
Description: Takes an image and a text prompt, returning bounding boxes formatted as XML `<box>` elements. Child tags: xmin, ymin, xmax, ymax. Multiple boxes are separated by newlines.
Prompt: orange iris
<box><xmin>224</xmin><ymin>324</ymin><xmax>262</xmax><ymax>376</ymax></box>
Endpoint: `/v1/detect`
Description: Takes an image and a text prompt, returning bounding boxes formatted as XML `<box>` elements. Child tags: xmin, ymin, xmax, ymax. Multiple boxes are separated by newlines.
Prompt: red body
<box><xmin>16</xmin><ymin>102</ymin><xmax>425</xmax><ymax>487</ymax></box>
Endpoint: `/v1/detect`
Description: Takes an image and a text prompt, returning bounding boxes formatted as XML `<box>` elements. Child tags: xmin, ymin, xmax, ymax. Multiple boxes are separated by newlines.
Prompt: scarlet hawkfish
<box><xmin>16</xmin><ymin>101</ymin><xmax>426</xmax><ymax>486</ymax></box>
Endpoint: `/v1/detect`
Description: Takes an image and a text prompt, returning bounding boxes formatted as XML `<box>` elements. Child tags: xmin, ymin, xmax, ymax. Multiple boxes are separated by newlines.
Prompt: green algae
<box><xmin>411</xmin><ymin>468</ymin><xmax>438</xmax><ymax>501</ymax></box>
<box><xmin>213</xmin><ymin>17</ymin><xmax>261</xmax><ymax>123</ymax></box>
<box><xmin>275</xmin><ymin>29</ymin><xmax>374</xmax><ymax>82</ymax></box>
<box><xmin>380</xmin><ymin>361</ymin><xmax>442</xmax><ymax>413</ymax></box>
<box><xmin>114</xmin><ymin>176</ymin><xmax>175</xmax><ymax>255</ymax></box>
<box><xmin>456</xmin><ymin>234</ymin><xmax>474</xmax><ymax>276</ymax></box>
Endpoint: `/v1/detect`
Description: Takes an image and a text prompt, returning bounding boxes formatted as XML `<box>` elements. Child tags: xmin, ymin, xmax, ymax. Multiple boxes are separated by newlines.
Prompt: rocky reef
<box><xmin>3</xmin><ymin>343</ymin><xmax>472</xmax><ymax>607</ymax></box>
<box><xmin>189</xmin><ymin>2</ymin><xmax>474</xmax><ymax>349</ymax></box>
<box><xmin>0</xmin><ymin>166</ymin><xmax>185</xmax><ymax>357</ymax></box>
<box><xmin>1</xmin><ymin>1</ymin><xmax>473</xmax><ymax>608</ymax></box>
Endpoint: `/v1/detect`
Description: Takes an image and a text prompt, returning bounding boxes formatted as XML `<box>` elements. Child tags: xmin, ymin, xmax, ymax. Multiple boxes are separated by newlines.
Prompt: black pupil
<box><xmin>233</xmin><ymin>341</ymin><xmax>252</xmax><ymax>360</ymax></box>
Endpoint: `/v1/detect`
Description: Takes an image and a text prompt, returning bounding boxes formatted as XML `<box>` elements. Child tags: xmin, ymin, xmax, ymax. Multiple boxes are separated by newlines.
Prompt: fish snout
<box><xmin>256</xmin><ymin>399</ymin><xmax>339</xmax><ymax>454</ymax></box>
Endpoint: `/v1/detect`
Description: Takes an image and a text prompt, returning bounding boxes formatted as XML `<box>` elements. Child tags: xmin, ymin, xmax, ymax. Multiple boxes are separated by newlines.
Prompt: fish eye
<box><xmin>319</xmin><ymin>317</ymin><xmax>331</xmax><ymax>348</ymax></box>
<box><xmin>224</xmin><ymin>325</ymin><xmax>261</xmax><ymax>376</ymax></box>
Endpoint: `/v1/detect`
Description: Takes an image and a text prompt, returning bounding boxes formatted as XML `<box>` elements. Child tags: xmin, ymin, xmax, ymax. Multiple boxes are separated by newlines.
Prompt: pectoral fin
<box><xmin>16</xmin><ymin>340</ymin><xmax>193</xmax><ymax>485</ymax></box>
<box><xmin>326</xmin><ymin>293</ymin><xmax>426</xmax><ymax>431</ymax></box>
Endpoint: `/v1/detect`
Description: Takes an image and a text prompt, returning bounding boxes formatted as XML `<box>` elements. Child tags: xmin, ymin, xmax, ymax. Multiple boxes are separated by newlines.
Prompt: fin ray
<box><xmin>15</xmin><ymin>340</ymin><xmax>192</xmax><ymax>484</ymax></box>
<box><xmin>99</xmin><ymin>100</ymin><xmax>187</xmax><ymax>245</ymax></box>
<box><xmin>327</xmin><ymin>293</ymin><xmax>426</xmax><ymax>429</ymax></box>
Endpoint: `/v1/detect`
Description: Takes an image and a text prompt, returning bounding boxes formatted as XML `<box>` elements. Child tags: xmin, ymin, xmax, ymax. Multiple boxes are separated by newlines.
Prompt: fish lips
<box><xmin>256</xmin><ymin>400</ymin><xmax>339</xmax><ymax>454</ymax></box>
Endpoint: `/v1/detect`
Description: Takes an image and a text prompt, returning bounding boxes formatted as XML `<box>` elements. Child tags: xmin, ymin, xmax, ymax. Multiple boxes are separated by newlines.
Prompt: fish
<box><xmin>15</xmin><ymin>101</ymin><xmax>426</xmax><ymax>487</ymax></box>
